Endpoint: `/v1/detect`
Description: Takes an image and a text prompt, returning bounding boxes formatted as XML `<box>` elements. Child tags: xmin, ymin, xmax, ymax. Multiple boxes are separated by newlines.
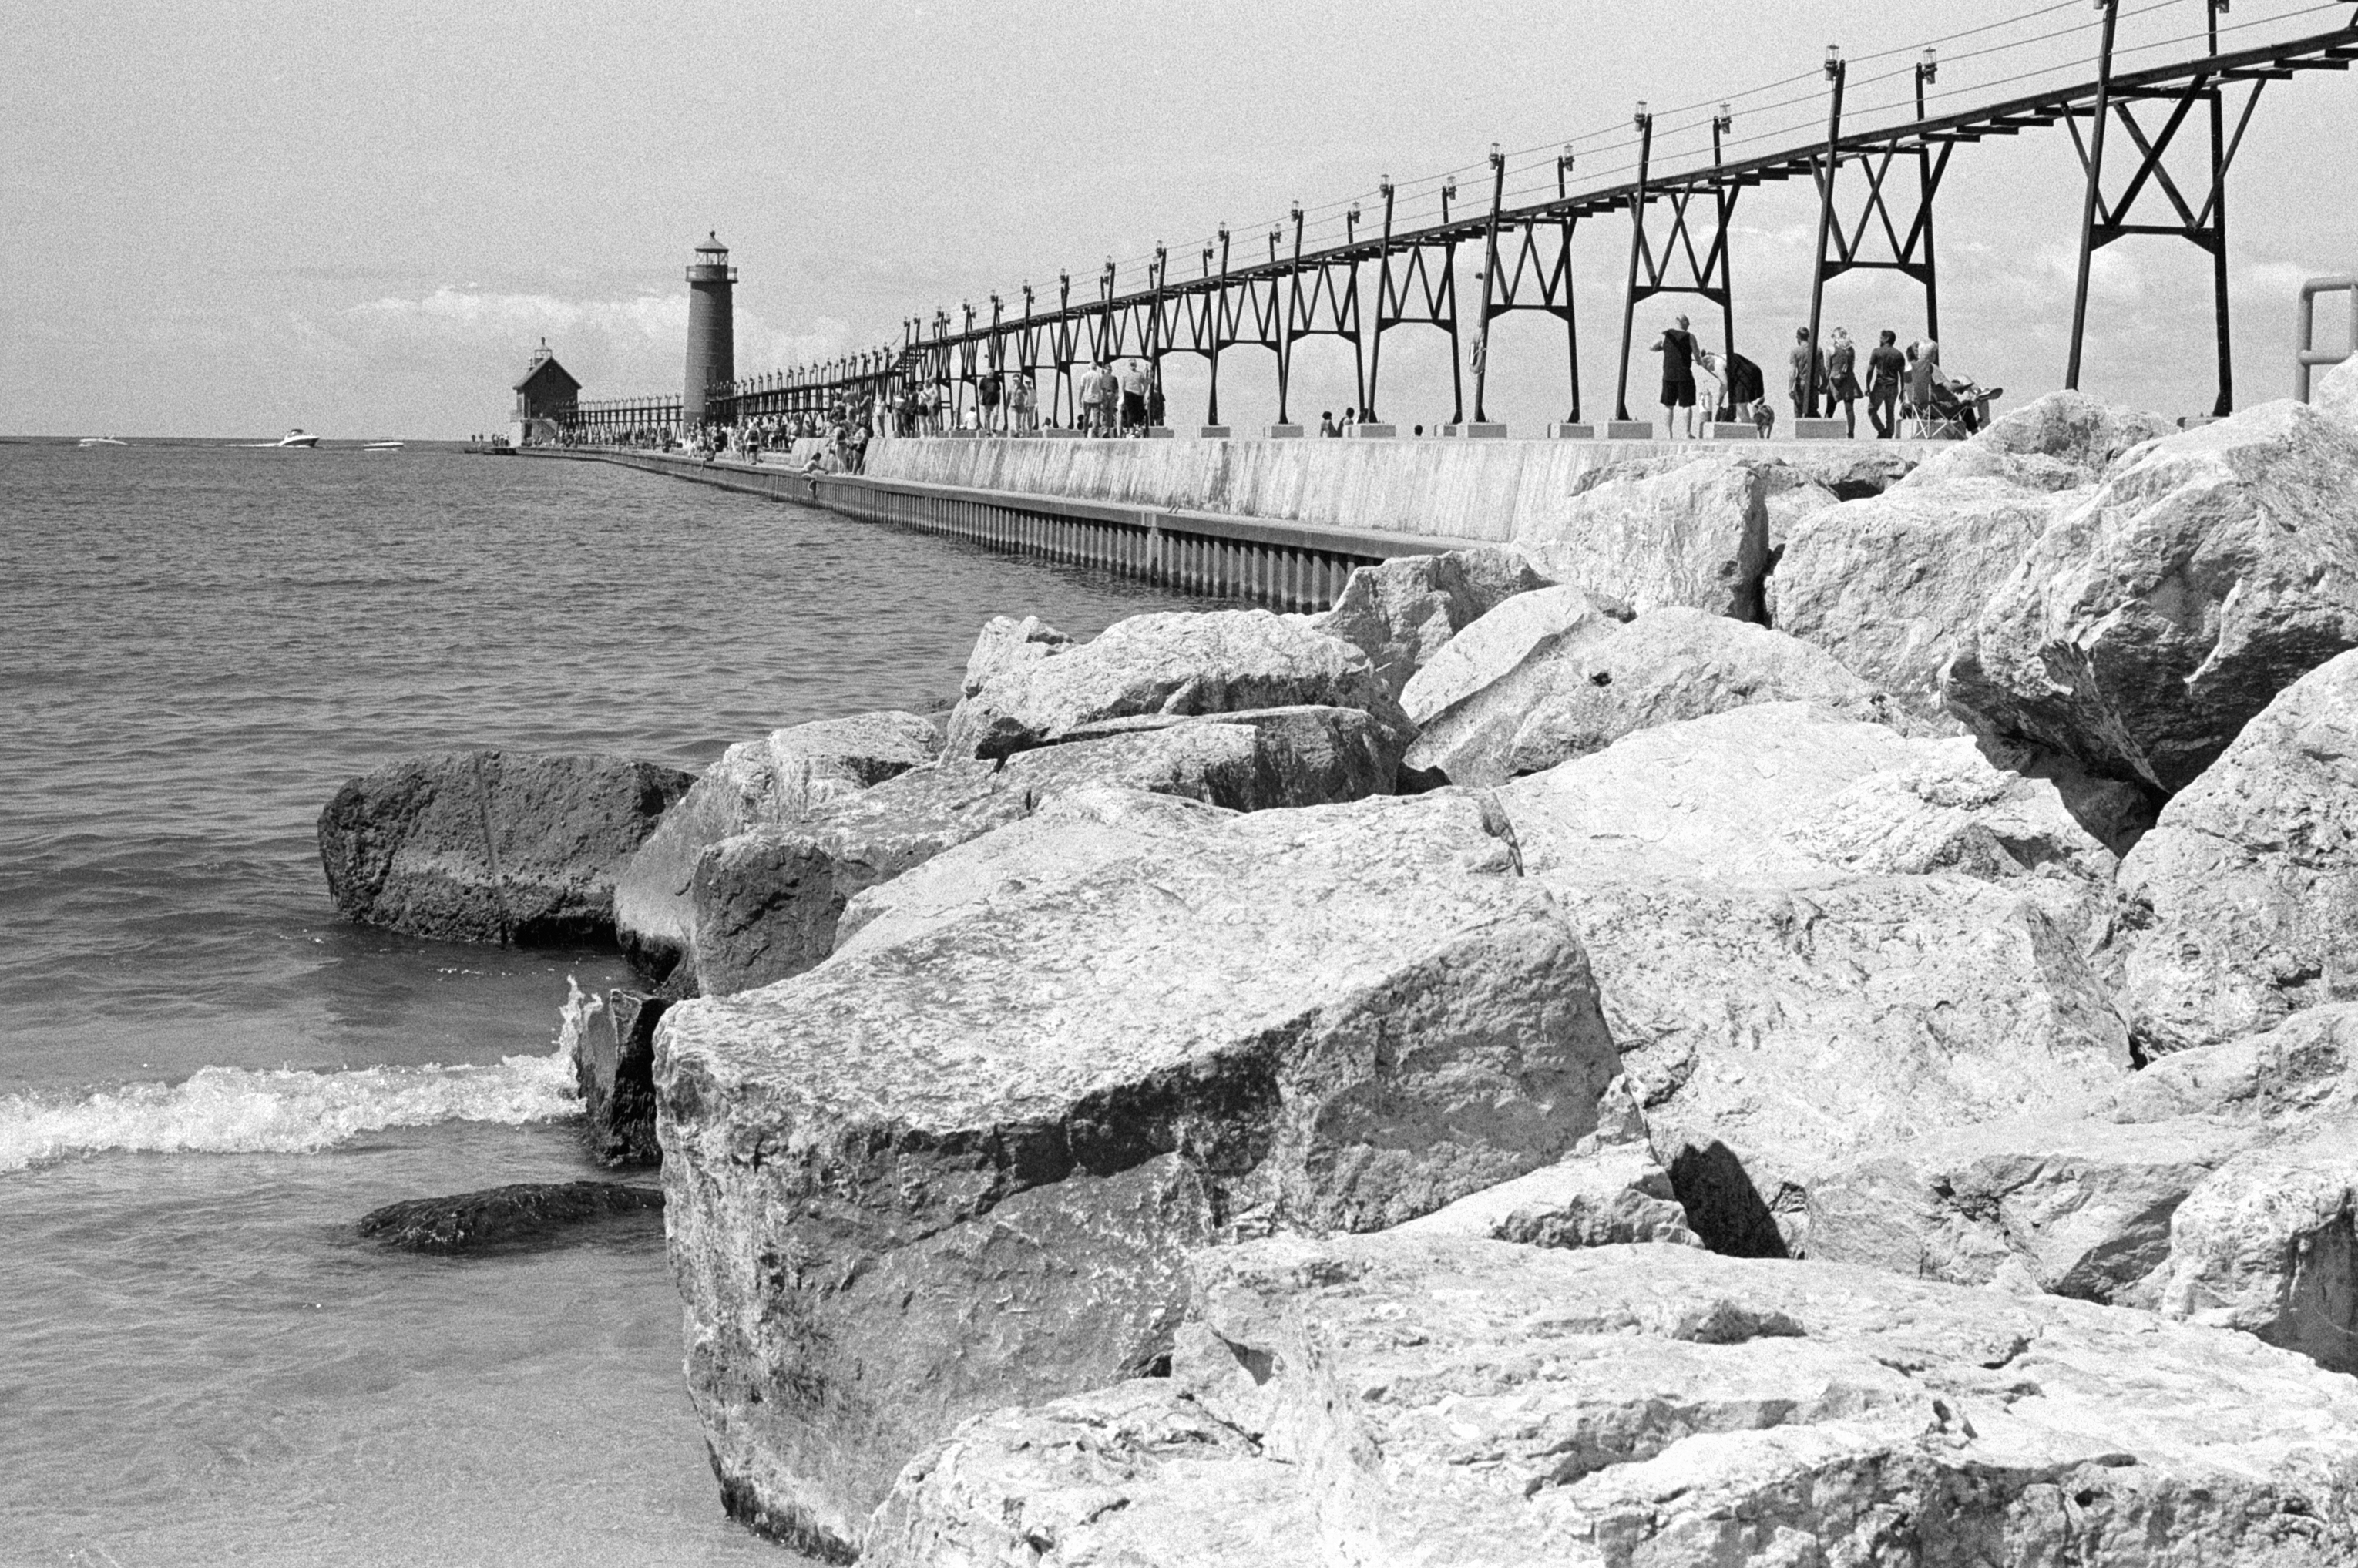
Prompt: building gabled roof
<box><xmin>514</xmin><ymin>340</ymin><xmax>580</xmax><ymax>395</ymax></box>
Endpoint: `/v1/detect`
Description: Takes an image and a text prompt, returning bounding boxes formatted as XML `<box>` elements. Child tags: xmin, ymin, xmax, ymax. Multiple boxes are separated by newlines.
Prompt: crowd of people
<box><xmin>1650</xmin><ymin>313</ymin><xmax>1994</xmax><ymax>439</ymax></box>
<box><xmin>565</xmin><ymin>330</ymin><xmax>1997</xmax><ymax>455</ymax></box>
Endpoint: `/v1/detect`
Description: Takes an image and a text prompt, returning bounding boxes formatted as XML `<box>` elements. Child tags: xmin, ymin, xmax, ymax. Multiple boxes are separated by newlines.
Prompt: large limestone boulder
<box><xmin>2151</xmin><ymin>1130</ymin><xmax>2358</xmax><ymax>1372</ymax></box>
<box><xmin>1403</xmin><ymin>606</ymin><xmax>1901</xmax><ymax>788</ymax></box>
<box><xmin>1495</xmin><ymin>705</ymin><xmax>2135</xmax><ymax>1252</ymax></box>
<box><xmin>2313</xmin><ymin>352</ymin><xmax>2358</xmax><ymax>432</ymax></box>
<box><xmin>1392</xmin><ymin>1137</ymin><xmax>1701</xmax><ymax>1250</ymax></box>
<box><xmin>1904</xmin><ymin>388</ymin><xmax>2174</xmax><ymax>492</ymax></box>
<box><xmin>1946</xmin><ymin>399</ymin><xmax>2358</xmax><ymax>792</ymax></box>
<box><xmin>944</xmin><ymin>609</ymin><xmax>1402</xmax><ymax>760</ymax></box>
<box><xmin>1513</xmin><ymin>453</ymin><xmax>1770</xmax><ymax>621</ymax></box>
<box><xmin>831</xmin><ymin>786</ymin><xmax>1231</xmax><ymax>962</ymax></box>
<box><xmin>1309</xmin><ymin>547</ymin><xmax>1542</xmax><ymax>701</ymax></box>
<box><xmin>2120</xmin><ymin>649</ymin><xmax>2358</xmax><ymax>1054</ymax></box>
<box><xmin>611</xmin><ymin>711</ymin><xmax>938</xmax><ymax>982</ymax></box>
<box><xmin>687</xmin><ymin>707</ymin><xmax>1399</xmax><ymax>996</ymax></box>
<box><xmin>658</xmin><ymin>790</ymin><xmax>1620</xmax><ymax>1556</ymax></box>
<box><xmin>1399</xmin><ymin>583</ymin><xmax>1627</xmax><ymax>726</ymax></box>
<box><xmin>1809</xmin><ymin>1007</ymin><xmax>2358</xmax><ymax>1355</ymax></box>
<box><xmin>317</xmin><ymin>750</ymin><xmax>692</xmax><ymax>945</ymax></box>
<box><xmin>1769</xmin><ymin>480</ymin><xmax>2075</xmax><ymax>703</ymax></box>
<box><xmin>875</xmin><ymin>1235</ymin><xmax>2358</xmax><ymax>1566</ymax></box>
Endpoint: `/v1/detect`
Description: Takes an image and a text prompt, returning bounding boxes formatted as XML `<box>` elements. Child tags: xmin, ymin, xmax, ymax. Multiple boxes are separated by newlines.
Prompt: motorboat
<box><xmin>76</xmin><ymin>436</ymin><xmax>127</xmax><ymax>448</ymax></box>
<box><xmin>272</xmin><ymin>429</ymin><xmax>321</xmax><ymax>448</ymax></box>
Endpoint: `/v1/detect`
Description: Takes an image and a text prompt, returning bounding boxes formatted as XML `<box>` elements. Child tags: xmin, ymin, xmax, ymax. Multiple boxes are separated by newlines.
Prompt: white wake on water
<box><xmin>0</xmin><ymin>979</ymin><xmax>607</xmax><ymax>1173</ymax></box>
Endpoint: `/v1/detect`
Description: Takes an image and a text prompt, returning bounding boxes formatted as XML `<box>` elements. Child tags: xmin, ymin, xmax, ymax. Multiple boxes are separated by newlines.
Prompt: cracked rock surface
<box><xmin>873</xmin><ymin>1235</ymin><xmax>2358</xmax><ymax>1566</ymax></box>
<box><xmin>657</xmin><ymin>788</ymin><xmax>1619</xmax><ymax>1557</ymax></box>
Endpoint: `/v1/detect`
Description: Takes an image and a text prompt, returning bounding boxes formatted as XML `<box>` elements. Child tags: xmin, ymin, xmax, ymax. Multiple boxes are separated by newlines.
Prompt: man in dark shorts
<box><xmin>1651</xmin><ymin>314</ymin><xmax>1699</xmax><ymax>438</ymax></box>
<box><xmin>1866</xmin><ymin>330</ymin><xmax>1908</xmax><ymax>438</ymax></box>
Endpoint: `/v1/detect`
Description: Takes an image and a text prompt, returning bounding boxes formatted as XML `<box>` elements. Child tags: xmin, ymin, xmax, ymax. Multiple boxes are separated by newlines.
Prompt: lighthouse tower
<box><xmin>683</xmin><ymin>231</ymin><xmax>737</xmax><ymax>428</ymax></box>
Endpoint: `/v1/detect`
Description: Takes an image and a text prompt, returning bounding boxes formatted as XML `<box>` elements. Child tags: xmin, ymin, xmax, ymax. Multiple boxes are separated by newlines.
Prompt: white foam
<box><xmin>0</xmin><ymin>978</ymin><xmax>603</xmax><ymax>1174</ymax></box>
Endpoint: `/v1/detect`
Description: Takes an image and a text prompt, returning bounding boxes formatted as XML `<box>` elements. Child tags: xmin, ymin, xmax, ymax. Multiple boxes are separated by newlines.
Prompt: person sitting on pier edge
<box><xmin>1866</xmin><ymin>331</ymin><xmax>1906</xmax><ymax>438</ymax></box>
<box><xmin>1318</xmin><ymin>411</ymin><xmax>1339</xmax><ymax>438</ymax></box>
<box><xmin>1789</xmin><ymin>327</ymin><xmax>1828</xmax><ymax>424</ymax></box>
<box><xmin>1651</xmin><ymin>314</ymin><xmax>1700</xmax><ymax>440</ymax></box>
<box><xmin>1118</xmin><ymin>360</ymin><xmax>1151</xmax><ymax>435</ymax></box>
<box><xmin>1826</xmin><ymin>328</ymin><xmax>1862</xmax><ymax>438</ymax></box>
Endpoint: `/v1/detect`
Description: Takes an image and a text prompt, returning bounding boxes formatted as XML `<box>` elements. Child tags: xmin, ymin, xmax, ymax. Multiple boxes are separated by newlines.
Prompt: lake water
<box><xmin>0</xmin><ymin>442</ymin><xmax>1204</xmax><ymax>1566</ymax></box>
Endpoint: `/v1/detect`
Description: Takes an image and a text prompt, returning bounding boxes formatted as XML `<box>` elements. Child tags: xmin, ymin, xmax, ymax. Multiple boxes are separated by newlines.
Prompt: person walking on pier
<box><xmin>1866</xmin><ymin>331</ymin><xmax>1906</xmax><ymax>438</ymax></box>
<box><xmin>1651</xmin><ymin>314</ymin><xmax>1700</xmax><ymax>439</ymax></box>
<box><xmin>1010</xmin><ymin>372</ymin><xmax>1037</xmax><ymax>435</ymax></box>
<box><xmin>1118</xmin><ymin>360</ymin><xmax>1150</xmax><ymax>435</ymax></box>
<box><xmin>1080</xmin><ymin>361</ymin><xmax>1115</xmax><ymax>436</ymax></box>
<box><xmin>978</xmin><ymin>367</ymin><xmax>1004</xmax><ymax>435</ymax></box>
<box><xmin>1789</xmin><ymin>327</ymin><xmax>1826</xmax><ymax>425</ymax></box>
<box><xmin>1826</xmin><ymin>328</ymin><xmax>1862</xmax><ymax>438</ymax></box>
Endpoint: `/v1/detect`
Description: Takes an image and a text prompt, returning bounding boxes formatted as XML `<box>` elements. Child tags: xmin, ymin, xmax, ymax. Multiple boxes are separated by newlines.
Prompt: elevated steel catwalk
<box><xmin>591</xmin><ymin>7</ymin><xmax>2357</xmax><ymax>433</ymax></box>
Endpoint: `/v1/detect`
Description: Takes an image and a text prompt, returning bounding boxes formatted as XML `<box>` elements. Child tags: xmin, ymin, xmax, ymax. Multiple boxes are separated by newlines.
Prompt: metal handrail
<box><xmin>2297</xmin><ymin>275</ymin><xmax>2356</xmax><ymax>401</ymax></box>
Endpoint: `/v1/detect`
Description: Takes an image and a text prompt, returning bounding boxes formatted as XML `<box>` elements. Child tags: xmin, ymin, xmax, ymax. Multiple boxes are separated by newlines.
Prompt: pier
<box><xmin>530</xmin><ymin>431</ymin><xmax>1933</xmax><ymax>610</ymax></box>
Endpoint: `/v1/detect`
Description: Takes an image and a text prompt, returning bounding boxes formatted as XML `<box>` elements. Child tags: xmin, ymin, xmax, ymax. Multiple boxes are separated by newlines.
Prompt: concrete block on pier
<box><xmin>1349</xmin><ymin>423</ymin><xmax>1398</xmax><ymax>438</ymax></box>
<box><xmin>1265</xmin><ymin>424</ymin><xmax>1305</xmax><ymax>438</ymax></box>
<box><xmin>1707</xmin><ymin>421</ymin><xmax>1762</xmax><ymax>441</ymax></box>
<box><xmin>1549</xmin><ymin>423</ymin><xmax>1596</xmax><ymax>439</ymax></box>
<box><xmin>1446</xmin><ymin>422</ymin><xmax>1510</xmax><ymax>439</ymax></box>
<box><xmin>1605</xmin><ymin>420</ymin><xmax>1654</xmax><ymax>440</ymax></box>
<box><xmin>1144</xmin><ymin>427</ymin><xmax>1175</xmax><ymax>439</ymax></box>
<box><xmin>1045</xmin><ymin>428</ymin><xmax>1083</xmax><ymax>440</ymax></box>
<box><xmin>1793</xmin><ymin>418</ymin><xmax>1851</xmax><ymax>440</ymax></box>
<box><xmin>1195</xmin><ymin>425</ymin><xmax>1232</xmax><ymax>438</ymax></box>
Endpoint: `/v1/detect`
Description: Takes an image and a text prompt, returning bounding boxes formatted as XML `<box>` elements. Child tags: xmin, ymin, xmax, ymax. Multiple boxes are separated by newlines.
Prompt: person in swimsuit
<box><xmin>1651</xmin><ymin>314</ymin><xmax>1700</xmax><ymax>438</ymax></box>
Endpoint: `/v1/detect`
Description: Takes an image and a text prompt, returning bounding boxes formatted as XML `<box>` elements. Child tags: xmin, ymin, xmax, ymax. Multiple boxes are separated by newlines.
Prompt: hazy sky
<box><xmin>6</xmin><ymin>0</ymin><xmax>2353</xmax><ymax>438</ymax></box>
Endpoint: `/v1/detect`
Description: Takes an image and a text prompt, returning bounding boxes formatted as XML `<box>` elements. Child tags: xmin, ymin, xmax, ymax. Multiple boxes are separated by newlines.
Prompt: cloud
<box><xmin>336</xmin><ymin>288</ymin><xmax>866</xmax><ymax>400</ymax></box>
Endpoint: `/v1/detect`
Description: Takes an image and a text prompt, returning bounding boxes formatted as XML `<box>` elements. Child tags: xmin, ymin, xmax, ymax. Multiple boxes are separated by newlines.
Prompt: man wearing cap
<box><xmin>1651</xmin><ymin>314</ymin><xmax>1700</xmax><ymax>439</ymax></box>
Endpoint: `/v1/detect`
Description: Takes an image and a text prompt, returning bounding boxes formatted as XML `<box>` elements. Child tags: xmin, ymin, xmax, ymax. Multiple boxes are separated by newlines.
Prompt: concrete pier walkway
<box><xmin>532</xmin><ymin>433</ymin><xmax>1937</xmax><ymax>610</ymax></box>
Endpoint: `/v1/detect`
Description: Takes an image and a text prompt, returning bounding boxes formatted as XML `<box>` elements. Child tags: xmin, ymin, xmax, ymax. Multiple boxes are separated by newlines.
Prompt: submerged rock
<box><xmin>943</xmin><ymin>609</ymin><xmax>1401</xmax><ymax>761</ymax></box>
<box><xmin>576</xmin><ymin>989</ymin><xmax>669</xmax><ymax>1168</ymax></box>
<box><xmin>657</xmin><ymin>789</ymin><xmax>1619</xmax><ymax>1556</ymax></box>
<box><xmin>685</xmin><ymin>706</ymin><xmax>1399</xmax><ymax>996</ymax></box>
<box><xmin>1403</xmin><ymin>606</ymin><xmax>1899</xmax><ymax>787</ymax></box>
<box><xmin>1308</xmin><ymin>547</ymin><xmax>1543</xmax><ymax>701</ymax></box>
<box><xmin>610</xmin><ymin>711</ymin><xmax>938</xmax><ymax>983</ymax></box>
<box><xmin>2119</xmin><ymin>648</ymin><xmax>2358</xmax><ymax>1055</ymax></box>
<box><xmin>1946</xmin><ymin>399</ymin><xmax>2358</xmax><ymax>793</ymax></box>
<box><xmin>874</xmin><ymin>1234</ymin><xmax>2358</xmax><ymax>1566</ymax></box>
<box><xmin>357</xmin><ymin>1180</ymin><xmax>663</xmax><ymax>1254</ymax></box>
<box><xmin>317</xmin><ymin>751</ymin><xmax>692</xmax><ymax>945</ymax></box>
<box><xmin>1515</xmin><ymin>452</ymin><xmax>1770</xmax><ymax>621</ymax></box>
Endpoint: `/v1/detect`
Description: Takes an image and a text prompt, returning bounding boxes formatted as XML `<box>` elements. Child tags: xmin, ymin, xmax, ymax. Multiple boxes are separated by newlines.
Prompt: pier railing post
<box><xmin>1804</xmin><ymin>45</ymin><xmax>1847</xmax><ymax>421</ymax></box>
<box><xmin>1614</xmin><ymin>106</ymin><xmax>1654</xmax><ymax>424</ymax></box>
<box><xmin>2067</xmin><ymin>0</ymin><xmax>2121</xmax><ymax>391</ymax></box>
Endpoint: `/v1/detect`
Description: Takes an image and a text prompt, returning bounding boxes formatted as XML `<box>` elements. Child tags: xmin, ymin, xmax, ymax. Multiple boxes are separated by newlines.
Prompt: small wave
<box><xmin>0</xmin><ymin>979</ymin><xmax>605</xmax><ymax>1173</ymax></box>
